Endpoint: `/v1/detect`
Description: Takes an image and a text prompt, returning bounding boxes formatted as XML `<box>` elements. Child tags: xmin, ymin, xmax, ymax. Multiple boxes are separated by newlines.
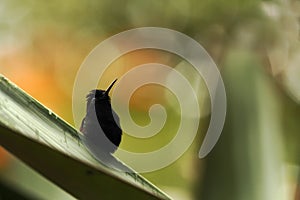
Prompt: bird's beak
<box><xmin>105</xmin><ymin>79</ymin><xmax>118</xmax><ymax>96</ymax></box>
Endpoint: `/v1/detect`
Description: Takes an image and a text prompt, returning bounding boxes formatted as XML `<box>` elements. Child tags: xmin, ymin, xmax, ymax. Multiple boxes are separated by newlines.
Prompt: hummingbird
<box><xmin>80</xmin><ymin>79</ymin><xmax>122</xmax><ymax>162</ymax></box>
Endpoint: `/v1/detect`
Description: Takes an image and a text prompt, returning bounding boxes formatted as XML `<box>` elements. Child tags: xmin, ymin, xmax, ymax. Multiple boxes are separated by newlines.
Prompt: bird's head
<box><xmin>86</xmin><ymin>79</ymin><xmax>118</xmax><ymax>106</ymax></box>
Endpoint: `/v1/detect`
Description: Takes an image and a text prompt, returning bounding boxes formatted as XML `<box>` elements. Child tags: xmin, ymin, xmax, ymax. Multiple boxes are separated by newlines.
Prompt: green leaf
<box><xmin>0</xmin><ymin>75</ymin><xmax>171</xmax><ymax>200</ymax></box>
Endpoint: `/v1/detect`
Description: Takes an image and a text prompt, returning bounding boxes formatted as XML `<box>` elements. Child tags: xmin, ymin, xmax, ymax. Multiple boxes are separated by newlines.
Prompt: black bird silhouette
<box><xmin>80</xmin><ymin>79</ymin><xmax>122</xmax><ymax>162</ymax></box>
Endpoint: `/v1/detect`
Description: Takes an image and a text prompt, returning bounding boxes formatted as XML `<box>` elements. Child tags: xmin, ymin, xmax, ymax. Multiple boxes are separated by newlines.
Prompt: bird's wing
<box><xmin>80</xmin><ymin>117</ymin><xmax>85</xmax><ymax>132</ymax></box>
<box><xmin>112</xmin><ymin>109</ymin><xmax>121</xmax><ymax>128</ymax></box>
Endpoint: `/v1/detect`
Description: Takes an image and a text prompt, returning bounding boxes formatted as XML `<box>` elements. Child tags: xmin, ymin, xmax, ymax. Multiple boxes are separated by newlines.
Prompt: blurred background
<box><xmin>0</xmin><ymin>0</ymin><xmax>300</xmax><ymax>199</ymax></box>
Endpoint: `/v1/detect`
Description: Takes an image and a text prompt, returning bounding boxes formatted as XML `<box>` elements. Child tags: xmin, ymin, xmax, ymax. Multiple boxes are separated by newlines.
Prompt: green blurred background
<box><xmin>0</xmin><ymin>0</ymin><xmax>300</xmax><ymax>199</ymax></box>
